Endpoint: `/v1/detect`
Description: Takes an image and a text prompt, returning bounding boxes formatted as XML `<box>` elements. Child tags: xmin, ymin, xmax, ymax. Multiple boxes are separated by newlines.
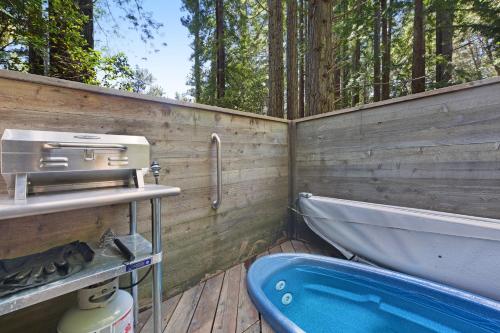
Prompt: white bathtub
<box><xmin>298</xmin><ymin>193</ymin><xmax>500</xmax><ymax>301</ymax></box>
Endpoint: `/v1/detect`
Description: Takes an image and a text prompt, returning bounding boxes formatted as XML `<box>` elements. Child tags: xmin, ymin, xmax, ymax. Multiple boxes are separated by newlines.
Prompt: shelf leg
<box><xmin>152</xmin><ymin>197</ymin><xmax>163</xmax><ymax>333</ymax></box>
<box><xmin>129</xmin><ymin>201</ymin><xmax>139</xmax><ymax>328</ymax></box>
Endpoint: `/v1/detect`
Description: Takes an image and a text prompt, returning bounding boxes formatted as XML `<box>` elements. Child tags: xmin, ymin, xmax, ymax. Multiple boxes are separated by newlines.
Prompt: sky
<box><xmin>95</xmin><ymin>0</ymin><xmax>191</xmax><ymax>98</ymax></box>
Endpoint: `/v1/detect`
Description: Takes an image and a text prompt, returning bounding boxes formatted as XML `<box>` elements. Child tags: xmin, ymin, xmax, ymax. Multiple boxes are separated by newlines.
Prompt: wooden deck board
<box><xmin>140</xmin><ymin>240</ymin><xmax>314</xmax><ymax>333</ymax></box>
<box><xmin>141</xmin><ymin>293</ymin><xmax>182</xmax><ymax>332</ymax></box>
<box><xmin>291</xmin><ymin>240</ymin><xmax>310</xmax><ymax>253</ymax></box>
<box><xmin>165</xmin><ymin>283</ymin><xmax>205</xmax><ymax>333</ymax></box>
<box><xmin>188</xmin><ymin>273</ymin><xmax>225</xmax><ymax>333</ymax></box>
<box><xmin>213</xmin><ymin>265</ymin><xmax>242</xmax><ymax>333</ymax></box>
<box><xmin>236</xmin><ymin>264</ymin><xmax>259</xmax><ymax>332</ymax></box>
<box><xmin>280</xmin><ymin>240</ymin><xmax>295</xmax><ymax>253</ymax></box>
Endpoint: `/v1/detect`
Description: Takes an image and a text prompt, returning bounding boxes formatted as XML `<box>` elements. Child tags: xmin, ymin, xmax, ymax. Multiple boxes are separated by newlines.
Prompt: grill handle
<box><xmin>43</xmin><ymin>143</ymin><xmax>128</xmax><ymax>151</ymax></box>
<box><xmin>211</xmin><ymin>133</ymin><xmax>222</xmax><ymax>209</ymax></box>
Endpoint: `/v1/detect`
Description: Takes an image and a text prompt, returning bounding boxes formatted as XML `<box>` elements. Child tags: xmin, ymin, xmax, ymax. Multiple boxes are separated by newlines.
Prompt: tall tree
<box><xmin>286</xmin><ymin>0</ymin><xmax>298</xmax><ymax>120</ymax></box>
<box><xmin>27</xmin><ymin>0</ymin><xmax>45</xmax><ymax>75</ymax></box>
<box><xmin>381</xmin><ymin>0</ymin><xmax>391</xmax><ymax>99</ymax></box>
<box><xmin>435</xmin><ymin>0</ymin><xmax>455</xmax><ymax>87</ymax></box>
<box><xmin>411</xmin><ymin>0</ymin><xmax>425</xmax><ymax>93</ymax></box>
<box><xmin>268</xmin><ymin>0</ymin><xmax>284</xmax><ymax>118</ymax></box>
<box><xmin>181</xmin><ymin>0</ymin><xmax>203</xmax><ymax>101</ymax></box>
<box><xmin>48</xmin><ymin>0</ymin><xmax>98</xmax><ymax>82</ymax></box>
<box><xmin>373</xmin><ymin>0</ymin><xmax>381</xmax><ymax>101</ymax></box>
<box><xmin>298</xmin><ymin>0</ymin><xmax>306</xmax><ymax>117</ymax></box>
<box><xmin>351</xmin><ymin>0</ymin><xmax>363</xmax><ymax>106</ymax></box>
<box><xmin>216</xmin><ymin>0</ymin><xmax>226</xmax><ymax>99</ymax></box>
<box><xmin>78</xmin><ymin>0</ymin><xmax>93</xmax><ymax>49</ymax></box>
<box><xmin>307</xmin><ymin>0</ymin><xmax>333</xmax><ymax>115</ymax></box>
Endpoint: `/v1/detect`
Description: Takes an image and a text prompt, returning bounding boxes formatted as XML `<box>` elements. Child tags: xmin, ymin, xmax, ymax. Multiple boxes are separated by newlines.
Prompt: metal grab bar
<box><xmin>43</xmin><ymin>142</ymin><xmax>128</xmax><ymax>150</ymax></box>
<box><xmin>211</xmin><ymin>133</ymin><xmax>222</xmax><ymax>209</ymax></box>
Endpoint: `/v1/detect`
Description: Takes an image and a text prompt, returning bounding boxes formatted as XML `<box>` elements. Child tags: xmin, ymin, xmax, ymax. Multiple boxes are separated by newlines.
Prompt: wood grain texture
<box><xmin>280</xmin><ymin>241</ymin><xmax>295</xmax><ymax>253</ymax></box>
<box><xmin>236</xmin><ymin>264</ymin><xmax>259</xmax><ymax>333</ymax></box>
<box><xmin>295</xmin><ymin>80</ymin><xmax>500</xmax><ymax>242</ymax></box>
<box><xmin>141</xmin><ymin>293</ymin><xmax>182</xmax><ymax>333</ymax></box>
<box><xmin>213</xmin><ymin>265</ymin><xmax>241</xmax><ymax>333</ymax></box>
<box><xmin>166</xmin><ymin>283</ymin><xmax>205</xmax><ymax>333</ymax></box>
<box><xmin>0</xmin><ymin>74</ymin><xmax>288</xmax><ymax>333</ymax></box>
<box><xmin>188</xmin><ymin>274</ymin><xmax>224</xmax><ymax>333</ymax></box>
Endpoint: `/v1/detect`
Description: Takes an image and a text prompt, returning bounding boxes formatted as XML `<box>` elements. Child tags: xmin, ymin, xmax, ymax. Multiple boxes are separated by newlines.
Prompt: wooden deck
<box><xmin>139</xmin><ymin>240</ymin><xmax>328</xmax><ymax>333</ymax></box>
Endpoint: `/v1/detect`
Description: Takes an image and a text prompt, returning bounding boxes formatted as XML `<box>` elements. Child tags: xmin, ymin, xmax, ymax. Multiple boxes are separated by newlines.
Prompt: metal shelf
<box><xmin>0</xmin><ymin>233</ymin><xmax>160</xmax><ymax>316</ymax></box>
<box><xmin>0</xmin><ymin>184</ymin><xmax>180</xmax><ymax>220</ymax></box>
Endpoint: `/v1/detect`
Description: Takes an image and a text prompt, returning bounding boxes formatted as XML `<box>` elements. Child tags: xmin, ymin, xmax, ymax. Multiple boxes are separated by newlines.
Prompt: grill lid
<box><xmin>1</xmin><ymin>129</ymin><xmax>150</xmax><ymax>200</ymax></box>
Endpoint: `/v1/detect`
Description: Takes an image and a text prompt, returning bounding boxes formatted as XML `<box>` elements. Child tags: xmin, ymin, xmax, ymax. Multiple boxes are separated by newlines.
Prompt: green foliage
<box><xmin>0</xmin><ymin>0</ymin><xmax>165</xmax><ymax>93</ymax></box>
<box><xmin>181</xmin><ymin>0</ymin><xmax>269</xmax><ymax>114</ymax></box>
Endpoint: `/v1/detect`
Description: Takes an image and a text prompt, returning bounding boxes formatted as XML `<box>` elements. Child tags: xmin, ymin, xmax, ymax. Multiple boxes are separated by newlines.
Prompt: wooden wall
<box><xmin>0</xmin><ymin>70</ymin><xmax>288</xmax><ymax>332</ymax></box>
<box><xmin>294</xmin><ymin>78</ymin><xmax>500</xmax><ymax>240</ymax></box>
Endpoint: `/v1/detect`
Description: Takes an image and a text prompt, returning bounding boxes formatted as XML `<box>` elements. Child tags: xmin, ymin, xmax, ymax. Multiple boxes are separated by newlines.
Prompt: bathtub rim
<box><xmin>247</xmin><ymin>253</ymin><xmax>500</xmax><ymax>333</ymax></box>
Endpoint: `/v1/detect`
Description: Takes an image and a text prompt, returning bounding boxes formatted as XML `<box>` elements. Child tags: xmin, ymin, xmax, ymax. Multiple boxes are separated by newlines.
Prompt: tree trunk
<box><xmin>307</xmin><ymin>0</ymin><xmax>333</xmax><ymax>115</ymax></box>
<box><xmin>216</xmin><ymin>0</ymin><xmax>226</xmax><ymax>100</ymax></box>
<box><xmin>305</xmin><ymin>0</ymin><xmax>311</xmax><ymax>116</ymax></box>
<box><xmin>381</xmin><ymin>0</ymin><xmax>391</xmax><ymax>100</ymax></box>
<box><xmin>351</xmin><ymin>39</ymin><xmax>361</xmax><ymax>105</ymax></box>
<box><xmin>286</xmin><ymin>0</ymin><xmax>298</xmax><ymax>120</ymax></box>
<box><xmin>78</xmin><ymin>0</ymin><xmax>94</xmax><ymax>49</ymax></box>
<box><xmin>373</xmin><ymin>0</ymin><xmax>381</xmax><ymax>102</ymax></box>
<box><xmin>351</xmin><ymin>0</ymin><xmax>362</xmax><ymax>106</ymax></box>
<box><xmin>28</xmin><ymin>0</ymin><xmax>45</xmax><ymax>75</ymax></box>
<box><xmin>193</xmin><ymin>0</ymin><xmax>202</xmax><ymax>101</ymax></box>
<box><xmin>298</xmin><ymin>0</ymin><xmax>305</xmax><ymax>118</ymax></box>
<box><xmin>411</xmin><ymin>0</ymin><xmax>425</xmax><ymax>93</ymax></box>
<box><xmin>268</xmin><ymin>0</ymin><xmax>284</xmax><ymax>118</ymax></box>
<box><xmin>435</xmin><ymin>0</ymin><xmax>455</xmax><ymax>87</ymax></box>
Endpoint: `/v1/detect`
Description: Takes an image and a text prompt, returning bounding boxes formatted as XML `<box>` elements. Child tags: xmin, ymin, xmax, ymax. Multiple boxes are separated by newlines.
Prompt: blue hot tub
<box><xmin>247</xmin><ymin>254</ymin><xmax>500</xmax><ymax>333</ymax></box>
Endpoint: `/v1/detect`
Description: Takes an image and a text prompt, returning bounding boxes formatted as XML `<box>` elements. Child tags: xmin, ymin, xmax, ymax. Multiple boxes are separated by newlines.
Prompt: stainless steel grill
<box><xmin>1</xmin><ymin>129</ymin><xmax>150</xmax><ymax>200</ymax></box>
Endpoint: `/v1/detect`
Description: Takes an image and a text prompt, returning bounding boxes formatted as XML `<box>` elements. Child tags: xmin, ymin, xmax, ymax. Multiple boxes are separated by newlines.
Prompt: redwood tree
<box><xmin>286</xmin><ymin>0</ymin><xmax>298</xmax><ymax>120</ymax></box>
<box><xmin>268</xmin><ymin>0</ymin><xmax>284</xmax><ymax>118</ymax></box>
<box><xmin>216</xmin><ymin>0</ymin><xmax>226</xmax><ymax>99</ymax></box>
<box><xmin>381</xmin><ymin>0</ymin><xmax>392</xmax><ymax>100</ymax></box>
<box><xmin>435</xmin><ymin>0</ymin><xmax>455</xmax><ymax>87</ymax></box>
<box><xmin>306</xmin><ymin>0</ymin><xmax>333</xmax><ymax>116</ymax></box>
<box><xmin>373</xmin><ymin>0</ymin><xmax>381</xmax><ymax>101</ymax></box>
<box><xmin>412</xmin><ymin>0</ymin><xmax>425</xmax><ymax>93</ymax></box>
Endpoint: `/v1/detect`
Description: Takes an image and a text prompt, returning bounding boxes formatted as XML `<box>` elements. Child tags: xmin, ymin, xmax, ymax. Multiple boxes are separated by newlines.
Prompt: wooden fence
<box><xmin>0</xmin><ymin>69</ymin><xmax>499</xmax><ymax>332</ymax></box>
<box><xmin>293</xmin><ymin>77</ymin><xmax>500</xmax><ymax>241</ymax></box>
<box><xmin>0</xmin><ymin>70</ymin><xmax>289</xmax><ymax>332</ymax></box>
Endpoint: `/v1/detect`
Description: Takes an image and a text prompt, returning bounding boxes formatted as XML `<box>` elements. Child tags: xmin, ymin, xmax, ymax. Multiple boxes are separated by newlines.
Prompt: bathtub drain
<box><xmin>282</xmin><ymin>293</ymin><xmax>293</xmax><ymax>305</ymax></box>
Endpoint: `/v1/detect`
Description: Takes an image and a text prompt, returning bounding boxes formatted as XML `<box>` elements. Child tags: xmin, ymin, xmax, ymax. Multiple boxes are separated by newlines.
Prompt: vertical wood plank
<box><xmin>188</xmin><ymin>274</ymin><xmax>225</xmax><ymax>333</ymax></box>
<box><xmin>141</xmin><ymin>293</ymin><xmax>182</xmax><ymax>333</ymax></box>
<box><xmin>243</xmin><ymin>320</ymin><xmax>261</xmax><ymax>333</ymax></box>
<box><xmin>165</xmin><ymin>283</ymin><xmax>205</xmax><ymax>333</ymax></box>
<box><xmin>280</xmin><ymin>241</ymin><xmax>295</xmax><ymax>253</ymax></box>
<box><xmin>236</xmin><ymin>264</ymin><xmax>259</xmax><ymax>332</ymax></box>
<box><xmin>213</xmin><ymin>265</ymin><xmax>242</xmax><ymax>333</ymax></box>
<box><xmin>268</xmin><ymin>245</ymin><xmax>283</xmax><ymax>254</ymax></box>
<box><xmin>291</xmin><ymin>240</ymin><xmax>310</xmax><ymax>253</ymax></box>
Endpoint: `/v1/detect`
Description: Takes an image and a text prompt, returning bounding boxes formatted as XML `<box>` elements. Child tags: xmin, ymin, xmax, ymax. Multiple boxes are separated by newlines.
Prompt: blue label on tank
<box><xmin>126</xmin><ymin>258</ymin><xmax>152</xmax><ymax>271</ymax></box>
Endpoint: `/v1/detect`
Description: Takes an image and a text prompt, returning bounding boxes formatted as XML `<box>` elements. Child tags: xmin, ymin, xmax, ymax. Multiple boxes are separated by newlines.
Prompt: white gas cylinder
<box><xmin>57</xmin><ymin>278</ymin><xmax>134</xmax><ymax>333</ymax></box>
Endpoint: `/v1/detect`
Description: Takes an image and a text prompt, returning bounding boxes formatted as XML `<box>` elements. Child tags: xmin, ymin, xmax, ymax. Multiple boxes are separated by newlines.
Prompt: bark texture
<box><xmin>216</xmin><ymin>0</ymin><xmax>226</xmax><ymax>99</ymax></box>
<box><xmin>268</xmin><ymin>0</ymin><xmax>284</xmax><ymax>118</ymax></box>
<box><xmin>412</xmin><ymin>0</ymin><xmax>425</xmax><ymax>93</ymax></box>
<box><xmin>373</xmin><ymin>0</ymin><xmax>381</xmax><ymax>101</ymax></box>
<box><xmin>306</xmin><ymin>0</ymin><xmax>333</xmax><ymax>116</ymax></box>
<box><xmin>435</xmin><ymin>0</ymin><xmax>455</xmax><ymax>86</ymax></box>
<box><xmin>381</xmin><ymin>0</ymin><xmax>391</xmax><ymax>100</ymax></box>
<box><xmin>286</xmin><ymin>0</ymin><xmax>298</xmax><ymax>119</ymax></box>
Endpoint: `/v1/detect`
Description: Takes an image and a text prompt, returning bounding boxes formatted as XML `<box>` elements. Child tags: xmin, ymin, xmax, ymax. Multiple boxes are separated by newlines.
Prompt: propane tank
<box><xmin>57</xmin><ymin>278</ymin><xmax>134</xmax><ymax>333</ymax></box>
